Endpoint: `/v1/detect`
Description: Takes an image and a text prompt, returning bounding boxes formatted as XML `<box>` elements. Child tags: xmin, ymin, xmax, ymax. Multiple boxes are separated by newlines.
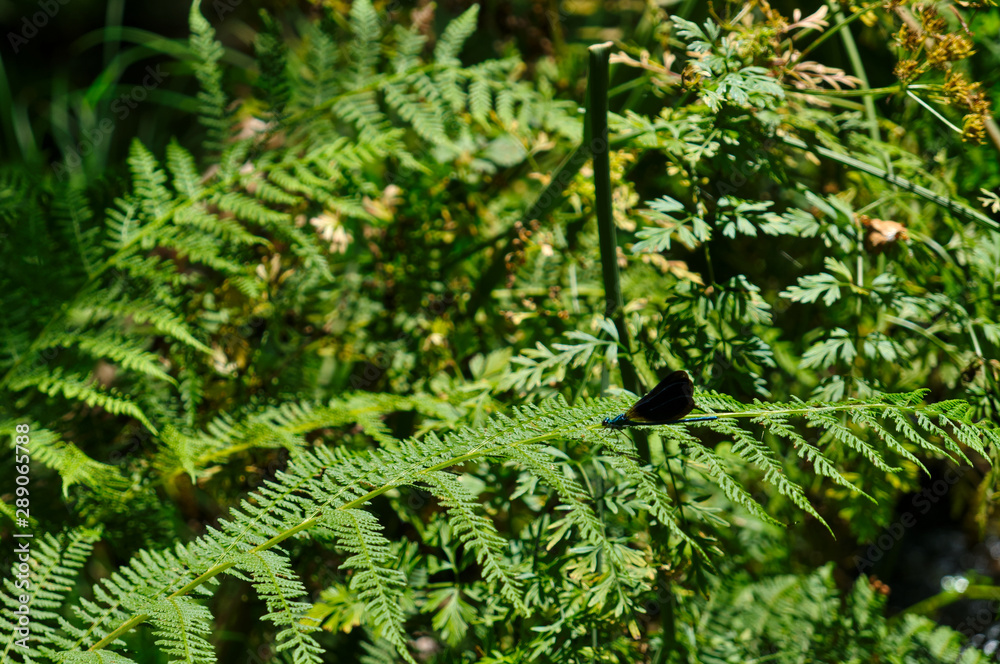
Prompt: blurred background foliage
<box><xmin>3</xmin><ymin>0</ymin><xmax>1000</xmax><ymax>661</ymax></box>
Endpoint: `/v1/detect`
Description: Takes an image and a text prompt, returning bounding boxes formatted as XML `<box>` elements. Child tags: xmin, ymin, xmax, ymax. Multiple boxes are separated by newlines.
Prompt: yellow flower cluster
<box><xmin>891</xmin><ymin>3</ymin><xmax>992</xmax><ymax>143</ymax></box>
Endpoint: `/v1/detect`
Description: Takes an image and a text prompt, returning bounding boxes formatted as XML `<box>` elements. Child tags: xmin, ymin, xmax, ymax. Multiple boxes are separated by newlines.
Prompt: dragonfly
<box><xmin>602</xmin><ymin>370</ymin><xmax>717</xmax><ymax>429</ymax></box>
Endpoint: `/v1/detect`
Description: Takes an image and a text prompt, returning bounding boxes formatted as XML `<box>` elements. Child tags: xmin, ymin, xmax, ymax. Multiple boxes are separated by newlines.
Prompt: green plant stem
<box><xmin>854</xmin><ymin>251</ymin><xmax>864</xmax><ymax>394</ymax></box>
<box><xmin>784</xmin><ymin>84</ymin><xmax>900</xmax><ymax>98</ymax></box>
<box><xmin>884</xmin><ymin>315</ymin><xmax>962</xmax><ymax>367</ymax></box>
<box><xmin>906</xmin><ymin>90</ymin><xmax>962</xmax><ymax>133</ymax></box>
<box><xmin>967</xmin><ymin>321</ymin><xmax>985</xmax><ymax>359</ymax></box>
<box><xmin>589</xmin><ymin>41</ymin><xmax>649</xmax><ymax>463</ymax></box>
<box><xmin>779</xmin><ymin>135</ymin><xmax>999</xmax><ymax>231</ymax></box>
<box><xmin>896</xmin><ymin>585</ymin><xmax>1000</xmax><ymax>621</ymax></box>
<box><xmin>583</xmin><ymin>400</ymin><xmax>949</xmax><ymax>430</ymax></box>
<box><xmin>826</xmin><ymin>0</ymin><xmax>880</xmax><ymax>145</ymax></box>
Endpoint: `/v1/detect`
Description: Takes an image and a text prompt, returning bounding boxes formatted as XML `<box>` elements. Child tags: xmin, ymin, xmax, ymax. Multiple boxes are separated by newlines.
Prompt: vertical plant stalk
<box><xmin>826</xmin><ymin>1</ymin><xmax>880</xmax><ymax>146</ymax></box>
<box><xmin>588</xmin><ymin>42</ymin><xmax>649</xmax><ymax>463</ymax></box>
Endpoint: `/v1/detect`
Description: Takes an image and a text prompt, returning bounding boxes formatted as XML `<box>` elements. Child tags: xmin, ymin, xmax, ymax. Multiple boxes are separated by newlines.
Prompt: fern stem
<box><xmin>783</xmin><ymin>84</ymin><xmax>900</xmax><ymax>98</ymax></box>
<box><xmin>87</xmin><ymin>614</ymin><xmax>148</xmax><ymax>653</ymax></box>
<box><xmin>699</xmin><ymin>402</ymin><xmax>895</xmax><ymax>419</ymax></box>
<box><xmin>586</xmin><ymin>400</ymin><xmax>954</xmax><ymax>428</ymax></box>
<box><xmin>89</xmin><ymin>509</ymin><xmax>322</xmax><ymax>652</ymax></box>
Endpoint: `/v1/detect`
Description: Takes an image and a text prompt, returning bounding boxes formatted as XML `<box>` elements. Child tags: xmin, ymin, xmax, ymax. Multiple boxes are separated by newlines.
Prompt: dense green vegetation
<box><xmin>2</xmin><ymin>0</ymin><xmax>1000</xmax><ymax>661</ymax></box>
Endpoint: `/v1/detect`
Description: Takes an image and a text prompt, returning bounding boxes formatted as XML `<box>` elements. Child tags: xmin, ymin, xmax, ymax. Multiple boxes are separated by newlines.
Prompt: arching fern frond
<box><xmin>18</xmin><ymin>389</ymin><xmax>990</xmax><ymax>663</ymax></box>
<box><xmin>0</xmin><ymin>422</ymin><xmax>127</xmax><ymax>497</ymax></box>
<box><xmin>154</xmin><ymin>392</ymin><xmax>461</xmax><ymax>482</ymax></box>
<box><xmin>681</xmin><ymin>388</ymin><xmax>996</xmax><ymax>531</ymax></box>
<box><xmin>6</xmin><ymin>366</ymin><xmax>157</xmax><ymax>434</ymax></box>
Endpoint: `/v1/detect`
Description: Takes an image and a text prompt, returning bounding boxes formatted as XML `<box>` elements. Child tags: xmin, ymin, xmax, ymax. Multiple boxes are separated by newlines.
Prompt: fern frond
<box><xmin>72</xmin><ymin>297</ymin><xmax>210</xmax><ymax>354</ymax></box>
<box><xmin>173</xmin><ymin>205</ymin><xmax>264</xmax><ymax>247</ymax></box>
<box><xmin>39</xmin><ymin>389</ymin><xmax>997</xmax><ymax>662</ymax></box>
<box><xmin>213</xmin><ymin>191</ymin><xmax>289</xmax><ymax>228</ymax></box>
<box><xmin>347</xmin><ymin>0</ymin><xmax>380</xmax><ymax>82</ymax></box>
<box><xmin>40</xmin><ymin>328</ymin><xmax>174</xmax><ymax>385</ymax></box>
<box><xmin>254</xmin><ymin>13</ymin><xmax>292</xmax><ymax>124</ymax></box>
<box><xmin>324</xmin><ymin>509</ymin><xmax>412</xmax><ymax>663</ymax></box>
<box><xmin>104</xmin><ymin>198</ymin><xmax>141</xmax><ymax>251</ymax></box>
<box><xmin>499</xmin><ymin>326</ymin><xmax>617</xmax><ymax>393</ymax></box>
<box><xmin>233</xmin><ymin>550</ymin><xmax>323</xmax><ymax>664</ymax></box>
<box><xmin>432</xmin><ymin>5</ymin><xmax>478</xmax><ymax>65</ymax></box>
<box><xmin>300</xmin><ymin>24</ymin><xmax>338</xmax><ymax>105</ymax></box>
<box><xmin>188</xmin><ymin>0</ymin><xmax>230</xmax><ymax>152</ymax></box>
<box><xmin>756</xmin><ymin>412</ymin><xmax>872</xmax><ymax>502</ymax></box>
<box><xmin>7</xmin><ymin>367</ymin><xmax>156</xmax><ymax>434</ymax></box>
<box><xmin>144</xmin><ymin>596</ymin><xmax>215</xmax><ymax>664</ymax></box>
<box><xmin>601</xmin><ymin>433</ymin><xmax>706</xmax><ymax>554</ymax></box>
<box><xmin>421</xmin><ymin>471</ymin><xmax>524</xmax><ymax>608</ymax></box>
<box><xmin>683</xmin><ymin>442</ymin><xmax>784</xmax><ymax>527</ymax></box>
<box><xmin>805</xmin><ymin>410</ymin><xmax>897</xmax><ymax>473</ymax></box>
<box><xmin>54</xmin><ymin>186</ymin><xmax>101</xmax><ymax>279</ymax></box>
<box><xmin>711</xmin><ymin>417</ymin><xmax>830</xmax><ymax>532</ymax></box>
<box><xmin>128</xmin><ymin>140</ymin><xmax>171</xmax><ymax>222</ymax></box>
<box><xmin>334</xmin><ymin>0</ymin><xmax>388</xmax><ymax>139</ymax></box>
<box><xmin>165</xmin><ymin>141</ymin><xmax>204</xmax><ymax>200</ymax></box>
<box><xmin>0</xmin><ymin>528</ymin><xmax>102</xmax><ymax>660</ymax></box>
<box><xmin>0</xmin><ymin>422</ymin><xmax>127</xmax><ymax>496</ymax></box>
<box><xmin>680</xmin><ymin>388</ymin><xmax>995</xmax><ymax>531</ymax></box>
<box><xmin>381</xmin><ymin>76</ymin><xmax>450</xmax><ymax>147</ymax></box>
<box><xmin>389</xmin><ymin>24</ymin><xmax>427</xmax><ymax>74</ymax></box>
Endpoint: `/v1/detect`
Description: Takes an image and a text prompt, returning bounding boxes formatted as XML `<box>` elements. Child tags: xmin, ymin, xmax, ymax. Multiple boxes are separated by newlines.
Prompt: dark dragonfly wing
<box><xmin>625</xmin><ymin>370</ymin><xmax>695</xmax><ymax>423</ymax></box>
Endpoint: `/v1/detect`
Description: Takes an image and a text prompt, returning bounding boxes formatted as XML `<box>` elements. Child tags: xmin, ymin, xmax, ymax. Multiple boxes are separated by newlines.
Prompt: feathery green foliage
<box><xmin>1</xmin><ymin>389</ymin><xmax>996</xmax><ymax>662</ymax></box>
<box><xmin>2</xmin><ymin>0</ymin><xmax>999</xmax><ymax>662</ymax></box>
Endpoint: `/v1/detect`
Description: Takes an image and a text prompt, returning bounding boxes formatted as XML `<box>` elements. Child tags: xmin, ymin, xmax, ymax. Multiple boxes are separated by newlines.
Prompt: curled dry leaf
<box><xmin>781</xmin><ymin>57</ymin><xmax>863</xmax><ymax>91</ymax></box>
<box><xmin>784</xmin><ymin>6</ymin><xmax>829</xmax><ymax>33</ymax></box>
<box><xmin>609</xmin><ymin>50</ymin><xmax>681</xmax><ymax>86</ymax></box>
<box><xmin>858</xmin><ymin>214</ymin><xmax>909</xmax><ymax>253</ymax></box>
